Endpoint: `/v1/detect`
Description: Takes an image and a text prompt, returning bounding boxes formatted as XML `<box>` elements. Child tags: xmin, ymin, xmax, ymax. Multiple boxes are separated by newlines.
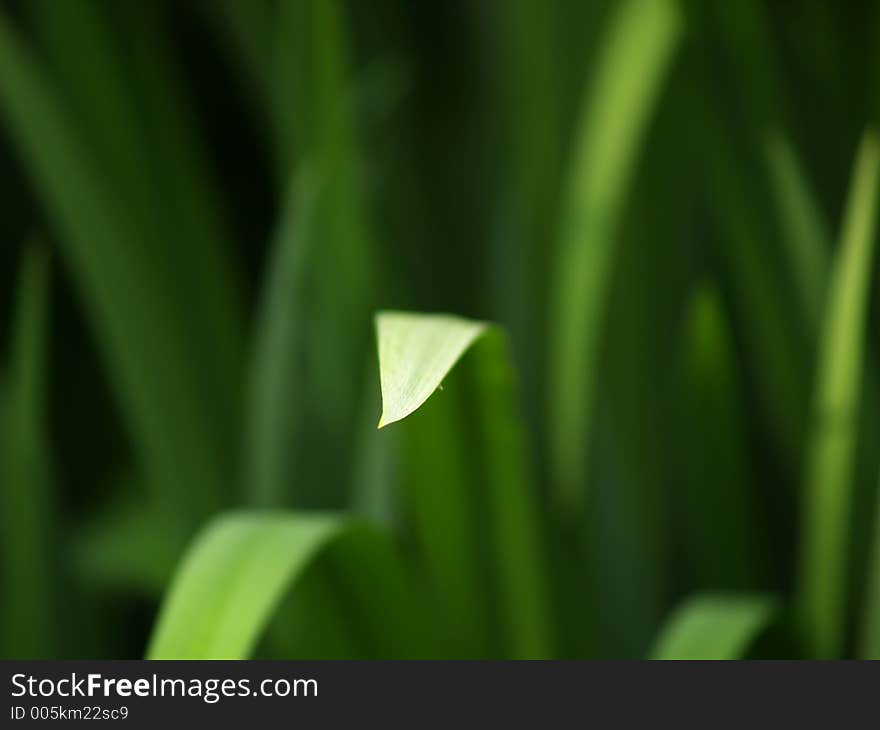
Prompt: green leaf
<box><xmin>650</xmin><ymin>594</ymin><xmax>777</xmax><ymax>660</ymax></box>
<box><xmin>394</xmin><ymin>365</ymin><xmax>489</xmax><ymax>657</ymax></box>
<box><xmin>548</xmin><ymin>0</ymin><xmax>682</xmax><ymax>511</ymax></box>
<box><xmin>0</xmin><ymin>243</ymin><xmax>55</xmax><ymax>657</ymax></box>
<box><xmin>491</xmin><ymin>0</ymin><xmax>564</xmax><ymax>370</ymax></box>
<box><xmin>273</xmin><ymin>0</ymin><xmax>354</xmax><ymax>176</ymax></box>
<box><xmin>678</xmin><ymin>285</ymin><xmax>757</xmax><ymax>588</ymax></box>
<box><xmin>147</xmin><ymin>512</ymin><xmax>417</xmax><ymax>659</ymax></box>
<box><xmin>375</xmin><ymin>312</ymin><xmax>552</xmax><ymax>658</ymax></box>
<box><xmin>799</xmin><ymin>129</ymin><xmax>880</xmax><ymax>658</ymax></box>
<box><xmin>349</xmin><ymin>357</ymin><xmax>399</xmax><ymax>526</ymax></box>
<box><xmin>469</xmin><ymin>331</ymin><xmax>554</xmax><ymax>658</ymax></box>
<box><xmin>245</xmin><ymin>165</ymin><xmax>323</xmax><ymax>506</ymax></box>
<box><xmin>272</xmin><ymin>0</ymin><xmax>377</xmax><ymax>506</ymax></box>
<box><xmin>376</xmin><ymin>312</ymin><xmax>487</xmax><ymax>428</ymax></box>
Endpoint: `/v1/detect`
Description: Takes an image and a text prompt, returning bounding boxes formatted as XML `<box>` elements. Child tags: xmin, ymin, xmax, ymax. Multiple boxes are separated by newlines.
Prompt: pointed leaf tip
<box><xmin>374</xmin><ymin>311</ymin><xmax>488</xmax><ymax>427</ymax></box>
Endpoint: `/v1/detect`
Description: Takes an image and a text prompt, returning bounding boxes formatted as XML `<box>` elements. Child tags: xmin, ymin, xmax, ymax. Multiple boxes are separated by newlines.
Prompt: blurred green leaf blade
<box><xmin>799</xmin><ymin>129</ymin><xmax>880</xmax><ymax>658</ymax></box>
<box><xmin>245</xmin><ymin>165</ymin><xmax>323</xmax><ymax>506</ymax></box>
<box><xmin>548</xmin><ymin>0</ymin><xmax>683</xmax><ymax>511</ymax></box>
<box><xmin>0</xmin><ymin>243</ymin><xmax>55</xmax><ymax>657</ymax></box>
<box><xmin>650</xmin><ymin>594</ymin><xmax>776</xmax><ymax>660</ymax></box>
<box><xmin>678</xmin><ymin>284</ymin><xmax>758</xmax><ymax>588</ymax></box>
<box><xmin>272</xmin><ymin>0</ymin><xmax>377</xmax><ymax>507</ymax></box>
<box><xmin>148</xmin><ymin>511</ymin><xmax>417</xmax><ymax>659</ymax></box>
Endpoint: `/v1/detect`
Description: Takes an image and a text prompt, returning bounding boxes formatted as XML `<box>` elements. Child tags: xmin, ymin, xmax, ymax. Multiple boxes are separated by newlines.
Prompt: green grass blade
<box><xmin>649</xmin><ymin>594</ymin><xmax>776</xmax><ymax>660</ymax></box>
<box><xmin>245</xmin><ymin>165</ymin><xmax>323</xmax><ymax>506</ymax></box>
<box><xmin>678</xmin><ymin>285</ymin><xmax>757</xmax><ymax>588</ymax></box>
<box><xmin>376</xmin><ymin>312</ymin><xmax>552</xmax><ymax>658</ymax></box>
<box><xmin>147</xmin><ymin>512</ymin><xmax>338</xmax><ymax>659</ymax></box>
<box><xmin>349</xmin><ymin>358</ymin><xmax>399</xmax><ymax>526</ymax></box>
<box><xmin>764</xmin><ymin>130</ymin><xmax>831</xmax><ymax>335</ymax></box>
<box><xmin>0</xmin><ymin>9</ymin><xmax>225</xmax><ymax>518</ymax></box>
<box><xmin>548</xmin><ymin>0</ymin><xmax>682</xmax><ymax>511</ymax></box>
<box><xmin>492</xmin><ymin>0</ymin><xmax>562</xmax><ymax>377</ymax></box>
<box><xmin>376</xmin><ymin>312</ymin><xmax>488</xmax><ymax>654</ymax></box>
<box><xmin>147</xmin><ymin>512</ymin><xmax>415</xmax><ymax>659</ymax></box>
<box><xmin>6</xmin><ymin>245</ymin><xmax>49</xmax><ymax>484</ymax></box>
<box><xmin>498</xmin><ymin>0</ymin><xmax>561</xmax><ymax>221</ymax></box>
<box><xmin>469</xmin><ymin>331</ymin><xmax>553</xmax><ymax>658</ymax></box>
<box><xmin>394</xmin><ymin>372</ymin><xmax>489</xmax><ymax>656</ymax></box>
<box><xmin>799</xmin><ymin>129</ymin><xmax>880</xmax><ymax>658</ymax></box>
<box><xmin>273</xmin><ymin>0</ymin><xmax>376</xmax><ymax>502</ymax></box>
<box><xmin>860</xmin><ymin>473</ymin><xmax>880</xmax><ymax>658</ymax></box>
<box><xmin>273</xmin><ymin>0</ymin><xmax>353</xmax><ymax>175</ymax></box>
<box><xmin>0</xmin><ymin>243</ymin><xmax>54</xmax><ymax>657</ymax></box>
<box><xmin>704</xmin><ymin>0</ymin><xmax>832</xmax><ymax>340</ymax></box>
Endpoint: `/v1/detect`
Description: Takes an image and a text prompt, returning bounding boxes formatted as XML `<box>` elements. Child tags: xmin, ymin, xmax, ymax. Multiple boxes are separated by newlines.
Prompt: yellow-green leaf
<box><xmin>650</xmin><ymin>594</ymin><xmax>776</xmax><ymax>660</ymax></box>
<box><xmin>147</xmin><ymin>512</ymin><xmax>416</xmax><ymax>659</ymax></box>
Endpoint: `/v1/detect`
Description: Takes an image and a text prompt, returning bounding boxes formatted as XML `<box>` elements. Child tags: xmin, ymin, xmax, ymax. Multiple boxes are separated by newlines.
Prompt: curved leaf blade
<box><xmin>147</xmin><ymin>512</ymin><xmax>418</xmax><ymax>659</ymax></box>
<box><xmin>650</xmin><ymin>594</ymin><xmax>776</xmax><ymax>660</ymax></box>
<box><xmin>147</xmin><ymin>512</ymin><xmax>340</xmax><ymax>659</ymax></box>
<box><xmin>245</xmin><ymin>165</ymin><xmax>323</xmax><ymax>506</ymax></box>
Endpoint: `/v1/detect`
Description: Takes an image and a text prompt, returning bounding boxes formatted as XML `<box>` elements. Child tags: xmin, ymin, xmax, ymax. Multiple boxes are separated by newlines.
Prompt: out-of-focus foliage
<box><xmin>0</xmin><ymin>0</ymin><xmax>879</xmax><ymax>659</ymax></box>
<box><xmin>649</xmin><ymin>594</ymin><xmax>777</xmax><ymax>660</ymax></box>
